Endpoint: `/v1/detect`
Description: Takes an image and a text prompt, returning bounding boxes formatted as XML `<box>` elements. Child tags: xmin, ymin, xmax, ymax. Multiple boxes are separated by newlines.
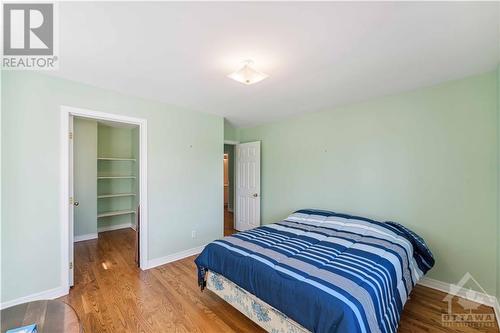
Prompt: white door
<box><xmin>68</xmin><ymin>116</ymin><xmax>75</xmax><ymax>286</ymax></box>
<box><xmin>235</xmin><ymin>141</ymin><xmax>261</xmax><ymax>231</ymax></box>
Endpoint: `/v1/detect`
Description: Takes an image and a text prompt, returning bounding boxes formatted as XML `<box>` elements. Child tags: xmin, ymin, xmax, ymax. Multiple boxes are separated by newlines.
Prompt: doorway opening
<box><xmin>74</xmin><ymin>117</ymin><xmax>139</xmax><ymax>278</ymax></box>
<box><xmin>61</xmin><ymin>106</ymin><xmax>148</xmax><ymax>291</ymax></box>
<box><xmin>224</xmin><ymin>143</ymin><xmax>237</xmax><ymax>236</ymax></box>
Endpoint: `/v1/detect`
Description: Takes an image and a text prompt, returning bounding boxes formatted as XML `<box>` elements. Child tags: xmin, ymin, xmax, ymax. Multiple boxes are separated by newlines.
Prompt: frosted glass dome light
<box><xmin>227</xmin><ymin>60</ymin><xmax>269</xmax><ymax>85</ymax></box>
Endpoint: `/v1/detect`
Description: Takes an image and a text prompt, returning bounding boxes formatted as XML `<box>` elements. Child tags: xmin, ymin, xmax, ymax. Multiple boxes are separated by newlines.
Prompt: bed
<box><xmin>195</xmin><ymin>209</ymin><xmax>434</xmax><ymax>333</ymax></box>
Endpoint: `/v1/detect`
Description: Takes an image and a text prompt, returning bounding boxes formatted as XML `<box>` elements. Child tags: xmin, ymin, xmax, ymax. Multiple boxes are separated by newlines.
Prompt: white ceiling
<box><xmin>52</xmin><ymin>2</ymin><xmax>499</xmax><ymax>127</ymax></box>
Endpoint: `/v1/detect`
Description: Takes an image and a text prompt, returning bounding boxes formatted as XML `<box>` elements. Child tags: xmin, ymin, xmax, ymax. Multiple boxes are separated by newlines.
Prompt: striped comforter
<box><xmin>195</xmin><ymin>209</ymin><xmax>434</xmax><ymax>333</ymax></box>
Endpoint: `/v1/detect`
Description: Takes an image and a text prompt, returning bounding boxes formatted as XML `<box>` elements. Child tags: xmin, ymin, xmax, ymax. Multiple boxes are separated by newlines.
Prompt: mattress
<box><xmin>196</xmin><ymin>209</ymin><xmax>434</xmax><ymax>333</ymax></box>
<box><xmin>206</xmin><ymin>270</ymin><xmax>309</xmax><ymax>333</ymax></box>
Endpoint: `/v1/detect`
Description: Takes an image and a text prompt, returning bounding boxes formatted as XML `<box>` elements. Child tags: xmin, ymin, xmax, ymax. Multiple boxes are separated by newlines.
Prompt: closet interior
<box><xmin>73</xmin><ymin>118</ymin><xmax>139</xmax><ymax>242</ymax></box>
<box><xmin>97</xmin><ymin>122</ymin><xmax>139</xmax><ymax>229</ymax></box>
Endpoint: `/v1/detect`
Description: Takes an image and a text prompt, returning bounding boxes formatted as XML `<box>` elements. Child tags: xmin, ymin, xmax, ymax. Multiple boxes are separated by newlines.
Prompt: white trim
<box><xmin>418</xmin><ymin>277</ymin><xmax>499</xmax><ymax>328</ymax></box>
<box><xmin>74</xmin><ymin>233</ymin><xmax>98</xmax><ymax>242</ymax></box>
<box><xmin>224</xmin><ymin>140</ymin><xmax>239</xmax><ymax>145</ymax></box>
<box><xmin>97</xmin><ymin>223</ymin><xmax>135</xmax><ymax>233</ymax></box>
<box><xmin>145</xmin><ymin>245</ymin><xmax>205</xmax><ymax>270</ymax></box>
<box><xmin>418</xmin><ymin>277</ymin><xmax>456</xmax><ymax>296</ymax></box>
<box><xmin>494</xmin><ymin>298</ymin><xmax>500</xmax><ymax>328</ymax></box>
<box><xmin>60</xmin><ymin>109</ymin><xmax>70</xmax><ymax>291</ymax></box>
<box><xmin>74</xmin><ymin>224</ymin><xmax>136</xmax><ymax>241</ymax></box>
<box><xmin>68</xmin><ymin>115</ymin><xmax>74</xmax><ymax>286</ymax></box>
<box><xmin>418</xmin><ymin>277</ymin><xmax>497</xmax><ymax>307</ymax></box>
<box><xmin>60</xmin><ymin>105</ymin><xmax>149</xmax><ymax>297</ymax></box>
<box><xmin>0</xmin><ymin>286</ymin><xmax>68</xmax><ymax>310</ymax></box>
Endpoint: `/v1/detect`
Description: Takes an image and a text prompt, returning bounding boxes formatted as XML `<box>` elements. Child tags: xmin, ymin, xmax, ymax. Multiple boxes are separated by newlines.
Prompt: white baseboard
<box><xmin>98</xmin><ymin>223</ymin><xmax>135</xmax><ymax>233</ymax></box>
<box><xmin>145</xmin><ymin>245</ymin><xmax>205</xmax><ymax>270</ymax></box>
<box><xmin>418</xmin><ymin>277</ymin><xmax>455</xmax><ymax>296</ymax></box>
<box><xmin>418</xmin><ymin>277</ymin><xmax>499</xmax><ymax>326</ymax></box>
<box><xmin>75</xmin><ymin>224</ymin><xmax>136</xmax><ymax>241</ymax></box>
<box><xmin>74</xmin><ymin>233</ymin><xmax>98</xmax><ymax>242</ymax></box>
<box><xmin>494</xmin><ymin>298</ymin><xmax>500</xmax><ymax>327</ymax></box>
<box><xmin>418</xmin><ymin>277</ymin><xmax>498</xmax><ymax>307</ymax></box>
<box><xmin>0</xmin><ymin>286</ymin><xmax>68</xmax><ymax>310</ymax></box>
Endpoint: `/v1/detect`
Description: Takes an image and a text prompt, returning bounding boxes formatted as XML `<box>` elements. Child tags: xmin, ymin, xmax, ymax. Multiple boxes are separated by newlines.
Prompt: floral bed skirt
<box><xmin>206</xmin><ymin>270</ymin><xmax>310</xmax><ymax>333</ymax></box>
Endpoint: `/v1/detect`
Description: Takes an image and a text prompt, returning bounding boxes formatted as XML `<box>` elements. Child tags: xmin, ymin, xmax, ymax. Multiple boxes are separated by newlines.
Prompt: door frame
<box><xmin>60</xmin><ymin>105</ymin><xmax>148</xmax><ymax>291</ymax></box>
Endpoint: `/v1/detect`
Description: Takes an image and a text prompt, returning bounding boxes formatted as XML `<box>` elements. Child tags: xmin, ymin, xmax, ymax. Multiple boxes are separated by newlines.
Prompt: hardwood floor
<box><xmin>60</xmin><ymin>229</ymin><xmax>498</xmax><ymax>333</ymax></box>
<box><xmin>224</xmin><ymin>206</ymin><xmax>237</xmax><ymax>236</ymax></box>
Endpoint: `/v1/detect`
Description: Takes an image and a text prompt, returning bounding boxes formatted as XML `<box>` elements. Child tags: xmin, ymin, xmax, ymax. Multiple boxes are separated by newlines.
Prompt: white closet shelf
<box><xmin>97</xmin><ymin>176</ymin><xmax>136</xmax><ymax>179</ymax></box>
<box><xmin>98</xmin><ymin>210</ymin><xmax>136</xmax><ymax>218</ymax></box>
<box><xmin>98</xmin><ymin>193</ymin><xmax>136</xmax><ymax>198</ymax></box>
<box><xmin>97</xmin><ymin>157</ymin><xmax>136</xmax><ymax>161</ymax></box>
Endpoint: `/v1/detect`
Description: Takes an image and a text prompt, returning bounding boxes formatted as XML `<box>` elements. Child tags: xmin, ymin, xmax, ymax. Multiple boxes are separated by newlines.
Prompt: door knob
<box><xmin>74</xmin><ymin>201</ymin><xmax>79</xmax><ymax>207</ymax></box>
<box><xmin>252</xmin><ymin>193</ymin><xmax>259</xmax><ymax>198</ymax></box>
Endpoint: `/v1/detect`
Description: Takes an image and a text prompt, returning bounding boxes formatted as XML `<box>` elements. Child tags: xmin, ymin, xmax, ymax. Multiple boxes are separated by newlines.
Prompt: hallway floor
<box><xmin>224</xmin><ymin>206</ymin><xmax>236</xmax><ymax>236</ymax></box>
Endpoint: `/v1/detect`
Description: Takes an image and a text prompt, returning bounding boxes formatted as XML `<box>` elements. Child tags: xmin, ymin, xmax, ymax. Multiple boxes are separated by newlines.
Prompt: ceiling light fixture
<box><xmin>227</xmin><ymin>60</ymin><xmax>269</xmax><ymax>85</ymax></box>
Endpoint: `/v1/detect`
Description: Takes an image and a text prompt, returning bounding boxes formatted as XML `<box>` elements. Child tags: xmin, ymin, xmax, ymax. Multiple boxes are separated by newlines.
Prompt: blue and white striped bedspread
<box><xmin>195</xmin><ymin>209</ymin><xmax>434</xmax><ymax>333</ymax></box>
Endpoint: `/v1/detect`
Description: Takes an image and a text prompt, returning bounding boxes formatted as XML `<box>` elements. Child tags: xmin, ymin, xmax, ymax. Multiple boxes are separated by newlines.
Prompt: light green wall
<box><xmin>1</xmin><ymin>71</ymin><xmax>223</xmax><ymax>303</ymax></box>
<box><xmin>224</xmin><ymin>119</ymin><xmax>238</xmax><ymax>142</ymax></box>
<box><xmin>239</xmin><ymin>71</ymin><xmax>498</xmax><ymax>295</ymax></box>
<box><xmin>98</xmin><ymin>124</ymin><xmax>136</xmax><ymax>158</ymax></box>
<box><xmin>97</xmin><ymin>124</ymin><xmax>138</xmax><ymax>229</ymax></box>
<box><xmin>73</xmin><ymin>118</ymin><xmax>98</xmax><ymax>236</ymax></box>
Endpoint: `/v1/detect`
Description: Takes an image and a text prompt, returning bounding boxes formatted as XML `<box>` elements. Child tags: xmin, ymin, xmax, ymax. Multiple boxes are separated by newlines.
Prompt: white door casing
<box><xmin>235</xmin><ymin>141</ymin><xmax>261</xmax><ymax>231</ymax></box>
<box><xmin>68</xmin><ymin>116</ymin><xmax>75</xmax><ymax>286</ymax></box>
<box><xmin>61</xmin><ymin>105</ymin><xmax>148</xmax><ymax>293</ymax></box>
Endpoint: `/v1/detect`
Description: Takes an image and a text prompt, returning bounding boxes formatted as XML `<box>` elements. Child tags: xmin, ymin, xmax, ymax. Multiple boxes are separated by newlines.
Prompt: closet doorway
<box><xmin>61</xmin><ymin>106</ymin><xmax>148</xmax><ymax>289</ymax></box>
